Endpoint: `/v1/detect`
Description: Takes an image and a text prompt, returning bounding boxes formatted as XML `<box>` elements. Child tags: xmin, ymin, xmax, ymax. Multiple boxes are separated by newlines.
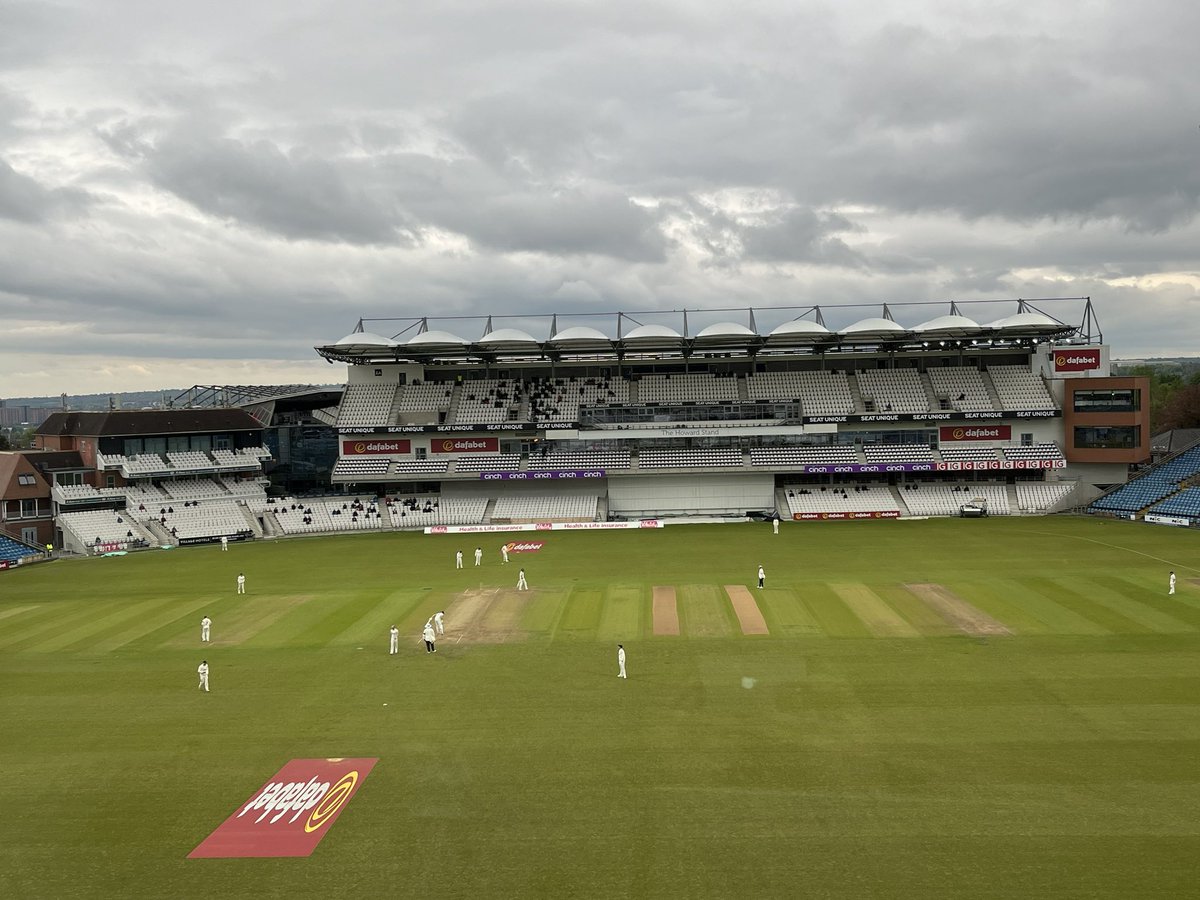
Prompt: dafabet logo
<box><xmin>189</xmin><ymin>758</ymin><xmax>378</xmax><ymax>858</ymax></box>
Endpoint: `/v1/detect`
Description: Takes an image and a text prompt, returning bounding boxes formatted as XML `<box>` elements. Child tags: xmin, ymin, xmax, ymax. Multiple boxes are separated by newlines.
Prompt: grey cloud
<box><xmin>0</xmin><ymin>158</ymin><xmax>91</xmax><ymax>223</ymax></box>
<box><xmin>740</xmin><ymin>207</ymin><xmax>865</xmax><ymax>267</ymax></box>
<box><xmin>124</xmin><ymin>126</ymin><xmax>410</xmax><ymax>245</ymax></box>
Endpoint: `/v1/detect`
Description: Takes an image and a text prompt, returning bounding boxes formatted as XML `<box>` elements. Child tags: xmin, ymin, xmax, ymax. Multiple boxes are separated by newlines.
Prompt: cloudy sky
<box><xmin>2</xmin><ymin>0</ymin><xmax>1197</xmax><ymax>396</ymax></box>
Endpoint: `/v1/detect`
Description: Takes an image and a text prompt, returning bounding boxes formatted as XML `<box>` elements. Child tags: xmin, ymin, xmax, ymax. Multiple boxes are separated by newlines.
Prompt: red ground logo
<box><xmin>188</xmin><ymin>758</ymin><xmax>378</xmax><ymax>858</ymax></box>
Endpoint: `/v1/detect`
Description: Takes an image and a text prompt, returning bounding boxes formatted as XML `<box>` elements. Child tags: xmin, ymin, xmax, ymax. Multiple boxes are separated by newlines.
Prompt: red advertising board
<box><xmin>189</xmin><ymin>758</ymin><xmax>377</xmax><ymax>858</ymax></box>
<box><xmin>341</xmin><ymin>439</ymin><xmax>411</xmax><ymax>455</ymax></box>
<box><xmin>1053</xmin><ymin>348</ymin><xmax>1101</xmax><ymax>372</ymax></box>
<box><xmin>939</xmin><ymin>425</ymin><xmax>1012</xmax><ymax>442</ymax></box>
<box><xmin>431</xmin><ymin>437</ymin><xmax>500</xmax><ymax>454</ymax></box>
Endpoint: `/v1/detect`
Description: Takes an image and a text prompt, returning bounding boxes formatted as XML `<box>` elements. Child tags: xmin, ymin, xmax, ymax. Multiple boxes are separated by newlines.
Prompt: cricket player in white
<box><xmin>474</xmin><ymin>547</ymin><xmax>483</xmax><ymax>566</ymax></box>
<box><xmin>220</xmin><ymin>535</ymin><xmax>228</xmax><ymax>551</ymax></box>
<box><xmin>772</xmin><ymin>517</ymin><xmax>779</xmax><ymax>535</ymax></box>
<box><xmin>434</xmin><ymin>610</ymin><xmax>445</xmax><ymax>635</ymax></box>
<box><xmin>389</xmin><ymin>625</ymin><xmax>399</xmax><ymax>655</ymax></box>
<box><xmin>455</xmin><ymin>550</ymin><xmax>464</xmax><ymax>569</ymax></box>
<box><xmin>757</xmin><ymin>565</ymin><xmax>765</xmax><ymax>589</ymax></box>
<box><xmin>617</xmin><ymin>644</ymin><xmax>627</xmax><ymax>679</ymax></box>
<box><xmin>1169</xmin><ymin>571</ymin><xmax>1176</xmax><ymax>595</ymax></box>
<box><xmin>236</xmin><ymin>572</ymin><xmax>246</xmax><ymax>594</ymax></box>
<box><xmin>201</xmin><ymin>615</ymin><xmax>212</xmax><ymax>642</ymax></box>
<box><xmin>198</xmin><ymin>660</ymin><xmax>209</xmax><ymax>691</ymax></box>
<box><xmin>501</xmin><ymin>543</ymin><xmax>509</xmax><ymax>564</ymax></box>
<box><xmin>517</xmin><ymin>568</ymin><xmax>528</xmax><ymax>591</ymax></box>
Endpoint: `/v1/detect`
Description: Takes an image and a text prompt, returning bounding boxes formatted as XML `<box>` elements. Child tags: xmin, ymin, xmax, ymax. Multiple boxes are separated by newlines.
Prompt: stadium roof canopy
<box><xmin>315</xmin><ymin>297</ymin><xmax>1099</xmax><ymax>365</ymax></box>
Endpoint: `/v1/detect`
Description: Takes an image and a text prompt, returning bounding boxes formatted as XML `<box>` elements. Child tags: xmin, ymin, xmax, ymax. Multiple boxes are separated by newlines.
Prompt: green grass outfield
<box><xmin>2</xmin><ymin>516</ymin><xmax>1200</xmax><ymax>899</ymax></box>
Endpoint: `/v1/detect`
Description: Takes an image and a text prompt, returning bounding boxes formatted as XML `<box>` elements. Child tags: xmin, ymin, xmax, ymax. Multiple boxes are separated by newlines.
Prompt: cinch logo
<box><xmin>189</xmin><ymin>758</ymin><xmax>378</xmax><ymax>859</ymax></box>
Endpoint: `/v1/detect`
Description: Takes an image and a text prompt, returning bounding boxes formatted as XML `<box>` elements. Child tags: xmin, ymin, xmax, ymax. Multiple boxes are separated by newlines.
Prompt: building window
<box><xmin>1073</xmin><ymin>389</ymin><xmax>1141</xmax><ymax>413</ymax></box>
<box><xmin>21</xmin><ymin>499</ymin><xmax>38</xmax><ymax>518</ymax></box>
<box><xmin>17</xmin><ymin>473</ymin><xmax>35</xmax><ymax>486</ymax></box>
<box><xmin>1074</xmin><ymin>425</ymin><xmax>1140</xmax><ymax>450</ymax></box>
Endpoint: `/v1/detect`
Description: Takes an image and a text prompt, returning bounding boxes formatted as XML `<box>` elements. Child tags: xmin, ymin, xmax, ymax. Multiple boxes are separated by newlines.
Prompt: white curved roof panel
<box><xmin>840</xmin><ymin>317</ymin><xmax>908</xmax><ymax>337</ymax></box>
<box><xmin>478</xmin><ymin>328</ymin><xmax>538</xmax><ymax>345</ymax></box>
<box><xmin>695</xmin><ymin>321</ymin><xmax>757</xmax><ymax>339</ymax></box>
<box><xmin>913</xmin><ymin>314</ymin><xmax>983</xmax><ymax>337</ymax></box>
<box><xmin>987</xmin><ymin>311</ymin><xmax>1064</xmax><ymax>333</ymax></box>
<box><xmin>623</xmin><ymin>323</ymin><xmax>683</xmax><ymax>341</ymax></box>
<box><xmin>549</xmin><ymin>326</ymin><xmax>612</xmax><ymax>343</ymax></box>
<box><xmin>332</xmin><ymin>331</ymin><xmax>398</xmax><ymax>348</ymax></box>
<box><xmin>407</xmin><ymin>330</ymin><xmax>468</xmax><ymax>346</ymax></box>
<box><xmin>767</xmin><ymin>319</ymin><xmax>832</xmax><ymax>340</ymax></box>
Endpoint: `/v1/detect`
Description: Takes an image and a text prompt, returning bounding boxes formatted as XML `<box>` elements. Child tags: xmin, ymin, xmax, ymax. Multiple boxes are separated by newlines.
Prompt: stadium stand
<box><xmin>898</xmin><ymin>482</ymin><xmax>1010</xmax><ymax>516</ymax></box>
<box><xmin>454</xmin><ymin>379</ymin><xmax>522</xmax><ymax>424</ymax></box>
<box><xmin>926</xmin><ymin>366</ymin><xmax>996</xmax><ymax>412</ymax></box>
<box><xmin>1003</xmin><ymin>443</ymin><xmax>1066</xmax><ymax>463</ymax></box>
<box><xmin>746</xmin><ymin>370</ymin><xmax>855</xmax><ymax>415</ymax></box>
<box><xmin>988</xmin><ymin>365</ymin><xmax>1057</xmax><ymax>410</ymax></box>
<box><xmin>527</xmin><ymin>376</ymin><xmax>630</xmax><ymax>423</ymax></box>
<box><xmin>785</xmin><ymin>485</ymin><xmax>901</xmax><ymax>516</ymax></box>
<box><xmin>749</xmin><ymin>445</ymin><xmax>859</xmax><ymax>467</ymax></box>
<box><xmin>856</xmin><ymin>369</ymin><xmax>933</xmax><ymax>414</ymax></box>
<box><xmin>0</xmin><ymin>535</ymin><xmax>39</xmax><ymax>564</ymax></box>
<box><xmin>59</xmin><ymin>509</ymin><xmax>154</xmax><ymax>549</ymax></box>
<box><xmin>637</xmin><ymin>448</ymin><xmax>744</xmax><ymax>469</ymax></box>
<box><xmin>491</xmin><ymin>494</ymin><xmax>599</xmax><ymax>521</ymax></box>
<box><xmin>938</xmin><ymin>446</ymin><xmax>1001</xmax><ymax>462</ymax></box>
<box><xmin>1016</xmin><ymin>482</ymin><xmax>1077</xmax><ymax>512</ymax></box>
<box><xmin>529</xmin><ymin>448</ymin><xmax>632</xmax><ymax>470</ymax></box>
<box><xmin>862</xmin><ymin>443</ymin><xmax>936</xmax><ymax>463</ymax></box>
<box><xmin>455</xmin><ymin>454</ymin><xmax>520</xmax><ymax>473</ymax></box>
<box><xmin>1146</xmin><ymin>487</ymin><xmax>1200</xmax><ymax>524</ymax></box>
<box><xmin>1089</xmin><ymin>445</ymin><xmax>1200</xmax><ymax>516</ymax></box>
<box><xmin>337</xmin><ymin>383</ymin><xmax>398</xmax><ymax>427</ymax></box>
<box><xmin>636</xmin><ymin>373</ymin><xmax>739</xmax><ymax>404</ymax></box>
<box><xmin>157</xmin><ymin>500</ymin><xmax>252</xmax><ymax>542</ymax></box>
<box><xmin>385</xmin><ymin>495</ymin><xmax>489</xmax><ymax>529</ymax></box>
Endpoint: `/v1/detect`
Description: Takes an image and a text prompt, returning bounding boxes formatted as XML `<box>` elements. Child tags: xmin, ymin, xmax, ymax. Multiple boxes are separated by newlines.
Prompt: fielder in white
<box><xmin>201</xmin><ymin>615</ymin><xmax>212</xmax><ymax>642</ymax></box>
<box><xmin>236</xmin><ymin>572</ymin><xmax>246</xmax><ymax>594</ymax></box>
<box><xmin>501</xmin><ymin>543</ymin><xmax>510</xmax><ymax>564</ymax></box>
<box><xmin>434</xmin><ymin>610</ymin><xmax>445</xmax><ymax>635</ymax></box>
<box><xmin>389</xmin><ymin>625</ymin><xmax>399</xmax><ymax>655</ymax></box>
<box><xmin>772</xmin><ymin>517</ymin><xmax>779</xmax><ymax>535</ymax></box>
<box><xmin>474</xmin><ymin>547</ymin><xmax>483</xmax><ymax>566</ymax></box>
<box><xmin>455</xmin><ymin>550</ymin><xmax>464</xmax><ymax>569</ymax></box>
<box><xmin>1169</xmin><ymin>571</ymin><xmax>1176</xmax><ymax>595</ymax></box>
<box><xmin>197</xmin><ymin>660</ymin><xmax>210</xmax><ymax>692</ymax></box>
<box><xmin>757</xmin><ymin>565</ymin><xmax>766</xmax><ymax>589</ymax></box>
<box><xmin>617</xmin><ymin>644</ymin><xmax>627</xmax><ymax>679</ymax></box>
<box><xmin>517</xmin><ymin>568</ymin><xmax>528</xmax><ymax>591</ymax></box>
<box><xmin>220</xmin><ymin>535</ymin><xmax>228</xmax><ymax>551</ymax></box>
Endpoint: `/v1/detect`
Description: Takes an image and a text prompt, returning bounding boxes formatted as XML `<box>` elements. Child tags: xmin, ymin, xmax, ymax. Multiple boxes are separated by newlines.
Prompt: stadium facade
<box><xmin>311</xmin><ymin>298</ymin><xmax>1148</xmax><ymax>523</ymax></box>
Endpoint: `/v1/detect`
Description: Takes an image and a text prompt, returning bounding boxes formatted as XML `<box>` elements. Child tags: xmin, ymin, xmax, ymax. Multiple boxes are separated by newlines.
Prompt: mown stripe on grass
<box><xmin>1070</xmin><ymin>578</ymin><xmax>1194</xmax><ymax>634</ymax></box>
<box><xmin>829</xmin><ymin>583</ymin><xmax>919</xmax><ymax>637</ymax></box>
<box><xmin>1026</xmin><ymin>577</ymin><xmax>1156</xmax><ymax>634</ymax></box>
<box><xmin>870</xmin><ymin>584</ymin><xmax>959</xmax><ymax>636</ymax></box>
<box><xmin>204</xmin><ymin>593</ymin><xmax>320</xmax><ymax>646</ymax></box>
<box><xmin>242</xmin><ymin>593</ymin><xmax>368</xmax><ymax>648</ymax></box>
<box><xmin>290</xmin><ymin>592</ymin><xmax>391</xmax><ymax>647</ymax></box>
<box><xmin>326</xmin><ymin>589</ymin><xmax>429</xmax><ymax>647</ymax></box>
<box><xmin>984</xmin><ymin>578</ymin><xmax>1110</xmax><ymax>635</ymax></box>
<box><xmin>904</xmin><ymin>583</ymin><xmax>1013</xmax><ymax>636</ymax></box>
<box><xmin>754</xmin><ymin>588</ymin><xmax>822</xmax><ymax>636</ymax></box>
<box><xmin>677</xmin><ymin>585</ymin><xmax>734</xmax><ymax>638</ymax></box>
<box><xmin>1106</xmin><ymin>575</ymin><xmax>1200</xmax><ymax>625</ymax></box>
<box><xmin>556</xmin><ymin>589</ymin><xmax>603</xmax><ymax>637</ymax></box>
<box><xmin>948</xmin><ymin>582</ymin><xmax>1056</xmax><ymax>635</ymax></box>
<box><xmin>520</xmin><ymin>588</ymin><xmax>569</xmax><ymax>637</ymax></box>
<box><xmin>0</xmin><ymin>605</ymin><xmax>43</xmax><ymax>623</ymax></box>
<box><xmin>598</xmin><ymin>584</ymin><xmax>643</xmax><ymax>640</ymax></box>
<box><xmin>84</xmin><ymin>596</ymin><xmax>219</xmax><ymax>653</ymax></box>
<box><xmin>24</xmin><ymin>595</ymin><xmax>174</xmax><ymax>653</ymax></box>
<box><xmin>799</xmin><ymin>584</ymin><xmax>872</xmax><ymax>637</ymax></box>
<box><xmin>0</xmin><ymin>599</ymin><xmax>121</xmax><ymax>651</ymax></box>
<box><xmin>481</xmin><ymin>591</ymin><xmax>528</xmax><ymax>640</ymax></box>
